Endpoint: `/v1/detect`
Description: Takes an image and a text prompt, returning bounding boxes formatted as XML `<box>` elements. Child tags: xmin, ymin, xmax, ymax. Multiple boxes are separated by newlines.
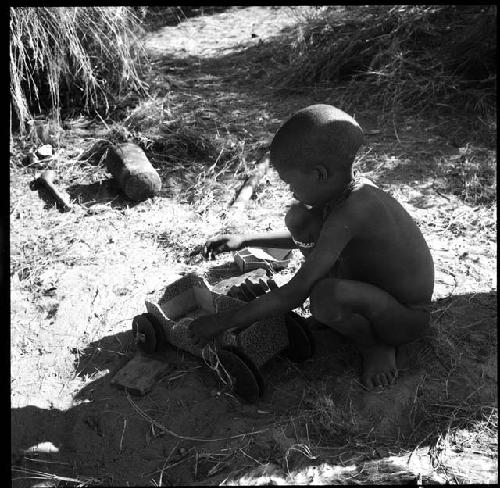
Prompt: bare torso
<box><xmin>324</xmin><ymin>183</ymin><xmax>434</xmax><ymax>305</ymax></box>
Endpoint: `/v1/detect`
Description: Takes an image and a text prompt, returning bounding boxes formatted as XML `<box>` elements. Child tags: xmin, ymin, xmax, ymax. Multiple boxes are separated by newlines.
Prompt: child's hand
<box><xmin>203</xmin><ymin>234</ymin><xmax>243</xmax><ymax>259</ymax></box>
<box><xmin>188</xmin><ymin>313</ymin><xmax>232</xmax><ymax>347</ymax></box>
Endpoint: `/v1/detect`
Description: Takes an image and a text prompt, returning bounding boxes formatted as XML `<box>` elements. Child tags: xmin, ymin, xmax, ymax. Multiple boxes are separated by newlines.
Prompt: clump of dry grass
<box><xmin>302</xmin><ymin>390</ymin><xmax>359</xmax><ymax>443</ymax></box>
<box><xmin>122</xmin><ymin>98</ymin><xmax>244</xmax><ymax>169</ymax></box>
<box><xmin>10</xmin><ymin>7</ymin><xmax>147</xmax><ymax>133</ymax></box>
<box><xmin>12</xmin><ymin>466</ymin><xmax>100</xmax><ymax>487</ymax></box>
<box><xmin>135</xmin><ymin>6</ymin><xmax>230</xmax><ymax>31</ymax></box>
<box><xmin>133</xmin><ymin>6</ymin><xmax>187</xmax><ymax>30</ymax></box>
<box><xmin>102</xmin><ymin>101</ymin><xmax>220</xmax><ymax>164</ymax></box>
<box><xmin>437</xmin><ymin>146</ymin><xmax>496</xmax><ymax>206</ymax></box>
<box><xmin>273</xmin><ymin>5</ymin><xmax>496</xmax><ymax>145</ymax></box>
<box><xmin>403</xmin><ymin>295</ymin><xmax>496</xmax><ymax>454</ymax></box>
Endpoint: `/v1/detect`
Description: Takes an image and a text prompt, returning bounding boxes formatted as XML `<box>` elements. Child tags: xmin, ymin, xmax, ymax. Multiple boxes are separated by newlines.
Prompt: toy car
<box><xmin>132</xmin><ymin>273</ymin><xmax>314</xmax><ymax>403</ymax></box>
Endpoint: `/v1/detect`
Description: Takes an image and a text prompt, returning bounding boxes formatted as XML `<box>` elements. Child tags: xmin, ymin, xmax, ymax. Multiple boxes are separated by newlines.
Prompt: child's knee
<box><xmin>285</xmin><ymin>203</ymin><xmax>322</xmax><ymax>240</ymax></box>
<box><xmin>285</xmin><ymin>203</ymin><xmax>309</xmax><ymax>232</ymax></box>
<box><xmin>310</xmin><ymin>278</ymin><xmax>346</xmax><ymax>323</ymax></box>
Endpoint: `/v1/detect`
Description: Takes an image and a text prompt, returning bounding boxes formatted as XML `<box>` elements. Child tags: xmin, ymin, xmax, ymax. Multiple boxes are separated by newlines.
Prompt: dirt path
<box><xmin>11</xmin><ymin>6</ymin><xmax>496</xmax><ymax>486</ymax></box>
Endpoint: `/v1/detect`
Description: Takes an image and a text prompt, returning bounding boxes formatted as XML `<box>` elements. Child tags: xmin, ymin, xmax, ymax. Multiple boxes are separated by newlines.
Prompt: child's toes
<box><xmin>374</xmin><ymin>373</ymin><xmax>389</xmax><ymax>387</ymax></box>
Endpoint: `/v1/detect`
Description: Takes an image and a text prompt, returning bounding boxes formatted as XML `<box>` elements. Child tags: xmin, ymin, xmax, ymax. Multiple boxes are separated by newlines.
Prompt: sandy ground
<box><xmin>11</xmin><ymin>6</ymin><xmax>497</xmax><ymax>486</ymax></box>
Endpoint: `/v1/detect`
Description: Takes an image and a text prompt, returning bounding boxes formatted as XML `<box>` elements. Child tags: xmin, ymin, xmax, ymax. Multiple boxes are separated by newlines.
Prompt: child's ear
<box><xmin>313</xmin><ymin>165</ymin><xmax>328</xmax><ymax>181</ymax></box>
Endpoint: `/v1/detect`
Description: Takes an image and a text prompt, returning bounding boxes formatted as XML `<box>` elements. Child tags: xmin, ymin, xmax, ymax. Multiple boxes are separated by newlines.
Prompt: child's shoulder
<box><xmin>345</xmin><ymin>176</ymin><xmax>382</xmax><ymax>210</ymax></box>
<box><xmin>346</xmin><ymin>176</ymin><xmax>411</xmax><ymax>225</ymax></box>
<box><xmin>349</xmin><ymin>175</ymin><xmax>394</xmax><ymax>206</ymax></box>
<box><xmin>324</xmin><ymin>176</ymin><xmax>392</xmax><ymax>227</ymax></box>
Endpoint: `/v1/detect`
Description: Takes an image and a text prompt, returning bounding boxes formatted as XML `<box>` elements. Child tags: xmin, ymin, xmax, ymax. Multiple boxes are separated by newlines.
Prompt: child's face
<box><xmin>275</xmin><ymin>165</ymin><xmax>321</xmax><ymax>206</ymax></box>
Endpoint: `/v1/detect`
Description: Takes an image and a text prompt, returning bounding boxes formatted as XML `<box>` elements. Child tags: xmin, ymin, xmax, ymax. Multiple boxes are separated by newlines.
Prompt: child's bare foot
<box><xmin>358</xmin><ymin>342</ymin><xmax>398</xmax><ymax>389</ymax></box>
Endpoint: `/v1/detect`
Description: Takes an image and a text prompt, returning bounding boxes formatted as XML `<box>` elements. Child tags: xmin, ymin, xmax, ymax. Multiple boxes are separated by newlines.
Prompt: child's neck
<box><xmin>322</xmin><ymin>170</ymin><xmax>354</xmax><ymax>208</ymax></box>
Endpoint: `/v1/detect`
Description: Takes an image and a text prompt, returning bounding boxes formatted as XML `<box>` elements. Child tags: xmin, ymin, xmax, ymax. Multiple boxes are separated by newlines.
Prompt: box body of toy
<box><xmin>144</xmin><ymin>274</ymin><xmax>289</xmax><ymax>367</ymax></box>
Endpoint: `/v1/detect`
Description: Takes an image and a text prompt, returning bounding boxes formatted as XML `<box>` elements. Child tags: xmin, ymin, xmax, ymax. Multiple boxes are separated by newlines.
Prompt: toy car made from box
<box><xmin>132</xmin><ymin>273</ymin><xmax>314</xmax><ymax>403</ymax></box>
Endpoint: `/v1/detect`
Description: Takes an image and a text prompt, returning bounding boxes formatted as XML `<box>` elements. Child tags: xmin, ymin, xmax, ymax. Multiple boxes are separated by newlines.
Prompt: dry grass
<box><xmin>269</xmin><ymin>5</ymin><xmax>496</xmax><ymax>146</ymax></box>
<box><xmin>10</xmin><ymin>7</ymin><xmax>146</xmax><ymax>132</ymax></box>
<box><xmin>436</xmin><ymin>145</ymin><xmax>496</xmax><ymax>206</ymax></box>
<box><xmin>135</xmin><ymin>6</ymin><xmax>231</xmax><ymax>31</ymax></box>
<box><xmin>12</xmin><ymin>466</ymin><xmax>100</xmax><ymax>487</ymax></box>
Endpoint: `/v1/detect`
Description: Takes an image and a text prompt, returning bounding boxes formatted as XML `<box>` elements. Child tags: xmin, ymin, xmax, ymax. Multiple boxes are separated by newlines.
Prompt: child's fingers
<box><xmin>242</xmin><ymin>280</ymin><xmax>260</xmax><ymax>299</ymax></box>
<box><xmin>227</xmin><ymin>286</ymin><xmax>240</xmax><ymax>298</ymax></box>
<box><xmin>238</xmin><ymin>283</ymin><xmax>255</xmax><ymax>301</ymax></box>
<box><xmin>217</xmin><ymin>243</ymin><xmax>229</xmax><ymax>254</ymax></box>
<box><xmin>245</xmin><ymin>279</ymin><xmax>266</xmax><ymax>297</ymax></box>
<box><xmin>267</xmin><ymin>278</ymin><xmax>278</xmax><ymax>290</ymax></box>
<box><xmin>258</xmin><ymin>279</ymin><xmax>270</xmax><ymax>292</ymax></box>
<box><xmin>203</xmin><ymin>242</ymin><xmax>217</xmax><ymax>259</ymax></box>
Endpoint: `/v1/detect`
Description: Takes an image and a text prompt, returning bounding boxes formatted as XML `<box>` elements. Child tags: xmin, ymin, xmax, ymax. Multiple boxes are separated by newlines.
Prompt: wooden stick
<box><xmin>229</xmin><ymin>152</ymin><xmax>270</xmax><ymax>208</ymax></box>
<box><xmin>30</xmin><ymin>170</ymin><xmax>73</xmax><ymax>212</ymax></box>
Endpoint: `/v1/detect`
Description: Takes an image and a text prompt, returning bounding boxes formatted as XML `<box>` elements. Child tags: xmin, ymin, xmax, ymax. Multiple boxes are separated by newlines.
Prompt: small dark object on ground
<box><xmin>30</xmin><ymin>169</ymin><xmax>73</xmax><ymax>212</ymax></box>
<box><xmin>111</xmin><ymin>352</ymin><xmax>171</xmax><ymax>395</ymax></box>
<box><xmin>104</xmin><ymin>142</ymin><xmax>162</xmax><ymax>201</ymax></box>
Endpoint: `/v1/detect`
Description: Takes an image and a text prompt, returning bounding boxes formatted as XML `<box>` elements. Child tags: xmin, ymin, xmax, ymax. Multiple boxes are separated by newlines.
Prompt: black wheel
<box><xmin>226</xmin><ymin>346</ymin><xmax>265</xmax><ymax>397</ymax></box>
<box><xmin>217</xmin><ymin>347</ymin><xmax>264</xmax><ymax>403</ymax></box>
<box><xmin>145</xmin><ymin>312</ymin><xmax>167</xmax><ymax>350</ymax></box>
<box><xmin>284</xmin><ymin>312</ymin><xmax>315</xmax><ymax>362</ymax></box>
<box><xmin>132</xmin><ymin>314</ymin><xmax>158</xmax><ymax>354</ymax></box>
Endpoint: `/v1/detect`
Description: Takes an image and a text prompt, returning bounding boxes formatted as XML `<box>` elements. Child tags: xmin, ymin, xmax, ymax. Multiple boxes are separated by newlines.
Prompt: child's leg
<box><xmin>309</xmin><ymin>278</ymin><xmax>430</xmax><ymax>388</ymax></box>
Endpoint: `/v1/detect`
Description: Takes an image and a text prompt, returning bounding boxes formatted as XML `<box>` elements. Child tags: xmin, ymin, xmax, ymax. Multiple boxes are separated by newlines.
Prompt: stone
<box><xmin>36</xmin><ymin>144</ymin><xmax>53</xmax><ymax>158</ymax></box>
<box><xmin>111</xmin><ymin>353</ymin><xmax>171</xmax><ymax>395</ymax></box>
<box><xmin>104</xmin><ymin>143</ymin><xmax>162</xmax><ymax>201</ymax></box>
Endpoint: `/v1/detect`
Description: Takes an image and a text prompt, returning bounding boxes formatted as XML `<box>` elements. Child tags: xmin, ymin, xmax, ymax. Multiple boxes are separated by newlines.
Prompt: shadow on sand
<box><xmin>12</xmin><ymin>290</ymin><xmax>497</xmax><ymax>485</ymax></box>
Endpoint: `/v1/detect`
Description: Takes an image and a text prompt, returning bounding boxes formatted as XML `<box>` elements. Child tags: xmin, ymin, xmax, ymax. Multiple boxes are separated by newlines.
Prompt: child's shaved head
<box><xmin>270</xmin><ymin>104</ymin><xmax>364</xmax><ymax>173</ymax></box>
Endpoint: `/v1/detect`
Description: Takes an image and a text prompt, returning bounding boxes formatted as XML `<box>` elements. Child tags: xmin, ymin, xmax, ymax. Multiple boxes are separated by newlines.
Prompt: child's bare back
<box><xmin>325</xmin><ymin>179</ymin><xmax>434</xmax><ymax>306</ymax></box>
<box><xmin>189</xmin><ymin>104</ymin><xmax>435</xmax><ymax>390</ymax></box>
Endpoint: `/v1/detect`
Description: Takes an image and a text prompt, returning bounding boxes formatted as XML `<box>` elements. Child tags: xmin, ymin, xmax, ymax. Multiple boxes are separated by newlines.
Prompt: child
<box><xmin>189</xmin><ymin>104</ymin><xmax>434</xmax><ymax>389</ymax></box>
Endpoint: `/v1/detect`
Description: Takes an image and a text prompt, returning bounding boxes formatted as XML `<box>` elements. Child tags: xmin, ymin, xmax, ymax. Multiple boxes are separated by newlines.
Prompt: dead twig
<box><xmin>126</xmin><ymin>390</ymin><xmax>268</xmax><ymax>442</ymax></box>
<box><xmin>119</xmin><ymin>418</ymin><xmax>127</xmax><ymax>453</ymax></box>
<box><xmin>229</xmin><ymin>152</ymin><xmax>270</xmax><ymax>209</ymax></box>
<box><xmin>11</xmin><ymin>466</ymin><xmax>99</xmax><ymax>486</ymax></box>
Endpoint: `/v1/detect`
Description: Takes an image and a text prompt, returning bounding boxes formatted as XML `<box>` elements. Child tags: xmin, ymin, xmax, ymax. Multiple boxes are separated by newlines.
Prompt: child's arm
<box><xmin>203</xmin><ymin>230</ymin><xmax>296</xmax><ymax>258</ymax></box>
<box><xmin>190</xmin><ymin>201</ymin><xmax>367</xmax><ymax>346</ymax></box>
<box><xmin>242</xmin><ymin>230</ymin><xmax>296</xmax><ymax>249</ymax></box>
